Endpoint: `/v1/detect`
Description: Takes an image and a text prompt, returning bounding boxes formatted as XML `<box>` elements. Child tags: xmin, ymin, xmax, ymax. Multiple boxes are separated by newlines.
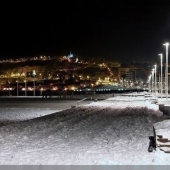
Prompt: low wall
<box><xmin>158</xmin><ymin>104</ymin><xmax>170</xmax><ymax>116</ymax></box>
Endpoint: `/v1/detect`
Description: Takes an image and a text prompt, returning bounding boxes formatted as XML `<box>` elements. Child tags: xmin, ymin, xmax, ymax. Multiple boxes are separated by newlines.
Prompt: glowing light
<box><xmin>67</xmin><ymin>52</ymin><xmax>73</xmax><ymax>58</ymax></box>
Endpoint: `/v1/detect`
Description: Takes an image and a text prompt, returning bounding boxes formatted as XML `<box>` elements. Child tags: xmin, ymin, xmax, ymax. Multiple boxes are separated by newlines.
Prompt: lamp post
<box><xmin>32</xmin><ymin>70</ymin><xmax>36</xmax><ymax>96</ymax></box>
<box><xmin>152</xmin><ymin>69</ymin><xmax>154</xmax><ymax>94</ymax></box>
<box><xmin>148</xmin><ymin>74</ymin><xmax>151</xmax><ymax>92</ymax></box>
<box><xmin>16</xmin><ymin>80</ymin><xmax>18</xmax><ymax>96</ymax></box>
<box><xmin>163</xmin><ymin>42</ymin><xmax>169</xmax><ymax>100</ymax></box>
<box><xmin>33</xmin><ymin>80</ymin><xmax>35</xmax><ymax>96</ymax></box>
<box><xmin>8</xmin><ymin>81</ymin><xmax>10</xmax><ymax>96</ymax></box>
<box><xmin>155</xmin><ymin>64</ymin><xmax>157</xmax><ymax>96</ymax></box>
<box><xmin>158</xmin><ymin>53</ymin><xmax>163</xmax><ymax>98</ymax></box>
<box><xmin>24</xmin><ymin>78</ymin><xmax>27</xmax><ymax>96</ymax></box>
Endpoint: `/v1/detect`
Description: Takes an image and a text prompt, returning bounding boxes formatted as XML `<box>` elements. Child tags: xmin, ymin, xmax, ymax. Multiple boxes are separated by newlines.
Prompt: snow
<box><xmin>0</xmin><ymin>92</ymin><xmax>170</xmax><ymax>165</ymax></box>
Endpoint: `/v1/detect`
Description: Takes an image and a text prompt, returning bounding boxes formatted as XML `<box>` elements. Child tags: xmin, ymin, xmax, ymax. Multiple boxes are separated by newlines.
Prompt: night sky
<box><xmin>1</xmin><ymin>3</ymin><xmax>170</xmax><ymax>63</ymax></box>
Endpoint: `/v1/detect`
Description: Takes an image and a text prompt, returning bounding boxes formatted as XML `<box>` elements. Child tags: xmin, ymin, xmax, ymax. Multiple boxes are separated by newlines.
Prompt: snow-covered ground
<box><xmin>0</xmin><ymin>92</ymin><xmax>170</xmax><ymax>165</ymax></box>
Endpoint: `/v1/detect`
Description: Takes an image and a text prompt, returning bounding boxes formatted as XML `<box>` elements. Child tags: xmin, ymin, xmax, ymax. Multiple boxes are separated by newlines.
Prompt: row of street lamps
<box><xmin>148</xmin><ymin>42</ymin><xmax>169</xmax><ymax>99</ymax></box>
<box><xmin>16</xmin><ymin>70</ymin><xmax>36</xmax><ymax>97</ymax></box>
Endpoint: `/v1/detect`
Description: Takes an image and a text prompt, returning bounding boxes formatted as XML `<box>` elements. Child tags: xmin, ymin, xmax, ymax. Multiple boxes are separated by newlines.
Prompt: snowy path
<box><xmin>0</xmin><ymin>98</ymin><xmax>168</xmax><ymax>165</ymax></box>
<box><xmin>0</xmin><ymin>99</ymin><xmax>92</xmax><ymax>123</ymax></box>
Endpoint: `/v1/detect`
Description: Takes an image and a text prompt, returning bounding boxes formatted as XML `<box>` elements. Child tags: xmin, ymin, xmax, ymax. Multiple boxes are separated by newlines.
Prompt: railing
<box><xmin>76</xmin><ymin>98</ymin><xmax>88</xmax><ymax>107</ymax></box>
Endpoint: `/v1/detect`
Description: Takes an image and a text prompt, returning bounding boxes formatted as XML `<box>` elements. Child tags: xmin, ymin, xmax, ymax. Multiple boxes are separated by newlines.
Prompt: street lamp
<box><xmin>16</xmin><ymin>80</ymin><xmax>18</xmax><ymax>96</ymax></box>
<box><xmin>163</xmin><ymin>42</ymin><xmax>169</xmax><ymax>100</ymax></box>
<box><xmin>155</xmin><ymin>64</ymin><xmax>157</xmax><ymax>96</ymax></box>
<box><xmin>148</xmin><ymin>74</ymin><xmax>151</xmax><ymax>92</ymax></box>
<box><xmin>8</xmin><ymin>81</ymin><xmax>10</xmax><ymax>96</ymax></box>
<box><xmin>24</xmin><ymin>79</ymin><xmax>27</xmax><ymax>96</ymax></box>
<box><xmin>32</xmin><ymin>70</ymin><xmax>36</xmax><ymax>96</ymax></box>
<box><xmin>152</xmin><ymin>68</ymin><xmax>154</xmax><ymax>94</ymax></box>
<box><xmin>158</xmin><ymin>53</ymin><xmax>163</xmax><ymax>98</ymax></box>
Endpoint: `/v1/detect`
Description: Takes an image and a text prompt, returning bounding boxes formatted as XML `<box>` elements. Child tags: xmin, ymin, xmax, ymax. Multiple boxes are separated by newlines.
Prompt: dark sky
<box><xmin>1</xmin><ymin>3</ymin><xmax>170</xmax><ymax>63</ymax></box>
